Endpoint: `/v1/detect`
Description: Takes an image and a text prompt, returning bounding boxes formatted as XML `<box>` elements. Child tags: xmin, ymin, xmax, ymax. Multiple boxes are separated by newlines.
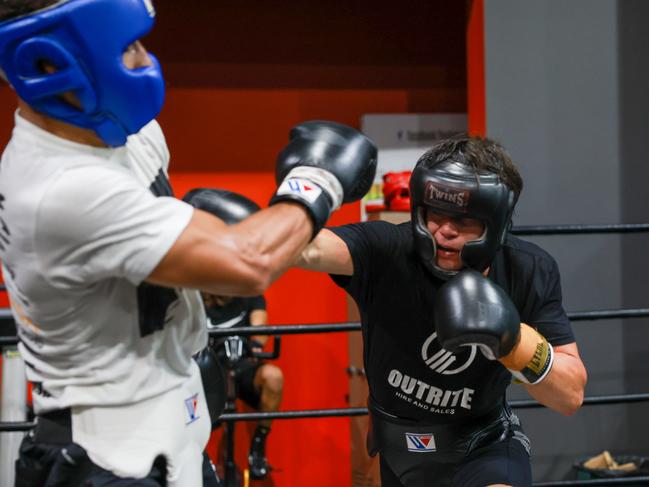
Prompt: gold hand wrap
<box><xmin>499</xmin><ymin>323</ymin><xmax>554</xmax><ymax>385</ymax></box>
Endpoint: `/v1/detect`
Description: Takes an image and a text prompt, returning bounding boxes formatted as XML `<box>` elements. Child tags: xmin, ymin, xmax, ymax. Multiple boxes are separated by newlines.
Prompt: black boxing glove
<box><xmin>270</xmin><ymin>120</ymin><xmax>377</xmax><ymax>237</ymax></box>
<box><xmin>182</xmin><ymin>188</ymin><xmax>260</xmax><ymax>224</ymax></box>
<box><xmin>434</xmin><ymin>269</ymin><xmax>520</xmax><ymax>359</ymax></box>
<box><xmin>434</xmin><ymin>270</ymin><xmax>553</xmax><ymax>384</ymax></box>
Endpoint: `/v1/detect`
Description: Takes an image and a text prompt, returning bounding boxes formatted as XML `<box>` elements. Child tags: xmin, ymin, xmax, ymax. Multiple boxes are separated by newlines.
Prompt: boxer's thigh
<box><xmin>452</xmin><ymin>436</ymin><xmax>531</xmax><ymax>487</ymax></box>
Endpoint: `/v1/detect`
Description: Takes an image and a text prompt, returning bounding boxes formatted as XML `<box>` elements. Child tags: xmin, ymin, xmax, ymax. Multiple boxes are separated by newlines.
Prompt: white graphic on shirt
<box><xmin>387</xmin><ymin>368</ymin><xmax>474</xmax><ymax>414</ymax></box>
<box><xmin>421</xmin><ymin>332</ymin><xmax>477</xmax><ymax>375</ymax></box>
<box><xmin>206</xmin><ymin>312</ymin><xmax>246</xmax><ymax>329</ymax></box>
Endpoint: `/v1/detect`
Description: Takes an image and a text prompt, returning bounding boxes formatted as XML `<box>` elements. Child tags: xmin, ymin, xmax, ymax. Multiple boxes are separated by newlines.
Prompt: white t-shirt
<box><xmin>0</xmin><ymin>113</ymin><xmax>207</xmax><ymax>414</ymax></box>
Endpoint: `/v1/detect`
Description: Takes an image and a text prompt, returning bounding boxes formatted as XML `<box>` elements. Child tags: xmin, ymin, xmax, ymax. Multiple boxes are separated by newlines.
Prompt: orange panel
<box><xmin>160</xmin><ymin>89</ymin><xmax>411</xmax><ymax>172</ymax></box>
<box><xmin>467</xmin><ymin>0</ymin><xmax>487</xmax><ymax>136</ymax></box>
<box><xmin>0</xmin><ymin>86</ymin><xmax>464</xmax><ymax>173</ymax></box>
<box><xmin>0</xmin><ymin>72</ymin><xmax>464</xmax><ymax>487</ymax></box>
<box><xmin>0</xmin><ymin>86</ymin><xmax>16</xmax><ymax>148</ymax></box>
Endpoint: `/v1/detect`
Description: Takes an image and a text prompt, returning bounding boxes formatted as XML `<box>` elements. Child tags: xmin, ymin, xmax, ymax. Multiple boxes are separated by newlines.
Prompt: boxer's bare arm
<box><xmin>147</xmin><ymin>203</ymin><xmax>313</xmax><ymax>296</ymax></box>
<box><xmin>250</xmin><ymin>308</ymin><xmax>269</xmax><ymax>347</ymax></box>
<box><xmin>295</xmin><ymin>228</ymin><xmax>353</xmax><ymax>276</ymax></box>
<box><xmin>522</xmin><ymin>342</ymin><xmax>587</xmax><ymax>416</ymax></box>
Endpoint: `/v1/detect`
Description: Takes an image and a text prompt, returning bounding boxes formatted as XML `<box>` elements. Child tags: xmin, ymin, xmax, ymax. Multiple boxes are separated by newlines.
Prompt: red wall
<box><xmin>158</xmin><ymin>89</ymin><xmax>431</xmax><ymax>171</ymax></box>
<box><xmin>0</xmin><ymin>81</ymin><xmax>464</xmax><ymax>486</ymax></box>
<box><xmin>158</xmin><ymin>87</ymin><xmax>464</xmax><ymax>487</ymax></box>
<box><xmin>0</xmin><ymin>2</ymin><xmax>470</xmax><ymax>484</ymax></box>
<box><xmin>0</xmin><ymin>86</ymin><xmax>16</xmax><ymax>144</ymax></box>
<box><xmin>467</xmin><ymin>0</ymin><xmax>487</xmax><ymax>136</ymax></box>
<box><xmin>171</xmin><ymin>172</ymin><xmax>357</xmax><ymax>486</ymax></box>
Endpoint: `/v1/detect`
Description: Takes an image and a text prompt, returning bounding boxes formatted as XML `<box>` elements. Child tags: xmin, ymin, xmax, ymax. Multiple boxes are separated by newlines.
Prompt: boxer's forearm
<box><xmin>522</xmin><ymin>344</ymin><xmax>587</xmax><ymax>416</ymax></box>
<box><xmin>148</xmin><ymin>203</ymin><xmax>312</xmax><ymax>296</ymax></box>
<box><xmin>250</xmin><ymin>309</ymin><xmax>268</xmax><ymax>346</ymax></box>
<box><xmin>296</xmin><ymin>228</ymin><xmax>353</xmax><ymax>275</ymax></box>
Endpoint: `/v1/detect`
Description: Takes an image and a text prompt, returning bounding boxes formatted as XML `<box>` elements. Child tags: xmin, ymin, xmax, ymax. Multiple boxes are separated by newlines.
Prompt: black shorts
<box><xmin>232</xmin><ymin>358</ymin><xmax>263</xmax><ymax>410</ymax></box>
<box><xmin>370</xmin><ymin>400</ymin><xmax>532</xmax><ymax>487</ymax></box>
<box><xmin>379</xmin><ymin>433</ymin><xmax>532</xmax><ymax>487</ymax></box>
<box><xmin>211</xmin><ymin>337</ymin><xmax>263</xmax><ymax>410</ymax></box>
<box><xmin>14</xmin><ymin>410</ymin><xmax>221</xmax><ymax>487</ymax></box>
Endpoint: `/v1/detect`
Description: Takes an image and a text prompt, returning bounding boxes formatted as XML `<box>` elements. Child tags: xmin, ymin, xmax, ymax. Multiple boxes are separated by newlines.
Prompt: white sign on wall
<box><xmin>360</xmin><ymin>113</ymin><xmax>467</xmax><ymax>216</ymax></box>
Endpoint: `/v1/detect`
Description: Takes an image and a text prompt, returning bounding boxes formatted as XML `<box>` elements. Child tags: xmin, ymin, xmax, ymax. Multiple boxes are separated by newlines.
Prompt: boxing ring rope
<box><xmin>1</xmin><ymin>222</ymin><xmax>648</xmax><ymax>486</ymax></box>
<box><xmin>0</xmin><ymin>421</ymin><xmax>33</xmax><ymax>432</ymax></box>
<box><xmin>1</xmin><ymin>310</ymin><xmax>649</xmax><ymax>409</ymax></box>
<box><xmin>511</xmin><ymin>223</ymin><xmax>649</xmax><ymax>235</ymax></box>
<box><xmin>3</xmin><ymin>389</ymin><xmax>649</xmax><ymax>432</ymax></box>
<box><xmin>0</xmin><ymin>318</ymin><xmax>647</xmax><ymax>405</ymax></box>
<box><xmin>0</xmin><ymin>222</ymin><xmax>642</xmax><ymax>295</ymax></box>
<box><xmin>1</xmin><ymin>305</ymin><xmax>648</xmax><ymax>348</ymax></box>
<box><xmin>535</xmin><ymin>478</ymin><xmax>649</xmax><ymax>486</ymax></box>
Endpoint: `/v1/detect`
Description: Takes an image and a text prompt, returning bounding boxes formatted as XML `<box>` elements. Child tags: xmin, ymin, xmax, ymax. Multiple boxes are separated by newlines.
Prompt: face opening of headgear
<box><xmin>409</xmin><ymin>157</ymin><xmax>515</xmax><ymax>281</ymax></box>
<box><xmin>0</xmin><ymin>0</ymin><xmax>164</xmax><ymax>147</ymax></box>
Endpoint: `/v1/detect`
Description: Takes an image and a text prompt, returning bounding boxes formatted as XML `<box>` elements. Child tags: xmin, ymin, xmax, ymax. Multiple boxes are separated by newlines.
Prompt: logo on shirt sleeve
<box><xmin>405</xmin><ymin>432</ymin><xmax>437</xmax><ymax>452</ymax></box>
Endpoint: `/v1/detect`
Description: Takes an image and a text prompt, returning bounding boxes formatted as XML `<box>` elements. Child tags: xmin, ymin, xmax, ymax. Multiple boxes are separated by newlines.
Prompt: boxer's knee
<box><xmin>256</xmin><ymin>364</ymin><xmax>283</xmax><ymax>394</ymax></box>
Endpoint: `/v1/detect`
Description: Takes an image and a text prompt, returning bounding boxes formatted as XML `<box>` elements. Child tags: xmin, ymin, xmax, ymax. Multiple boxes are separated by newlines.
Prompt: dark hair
<box><xmin>416</xmin><ymin>134</ymin><xmax>524</xmax><ymax>204</ymax></box>
<box><xmin>0</xmin><ymin>0</ymin><xmax>61</xmax><ymax>23</ymax></box>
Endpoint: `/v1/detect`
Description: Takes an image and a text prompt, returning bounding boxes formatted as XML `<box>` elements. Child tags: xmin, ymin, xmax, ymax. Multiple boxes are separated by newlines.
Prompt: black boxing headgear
<box><xmin>182</xmin><ymin>188</ymin><xmax>260</xmax><ymax>224</ymax></box>
<box><xmin>410</xmin><ymin>159</ymin><xmax>515</xmax><ymax>280</ymax></box>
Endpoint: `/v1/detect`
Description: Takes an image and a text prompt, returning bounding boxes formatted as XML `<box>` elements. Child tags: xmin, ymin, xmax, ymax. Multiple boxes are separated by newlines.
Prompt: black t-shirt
<box><xmin>205</xmin><ymin>296</ymin><xmax>266</xmax><ymax>329</ymax></box>
<box><xmin>330</xmin><ymin>221</ymin><xmax>574</xmax><ymax>424</ymax></box>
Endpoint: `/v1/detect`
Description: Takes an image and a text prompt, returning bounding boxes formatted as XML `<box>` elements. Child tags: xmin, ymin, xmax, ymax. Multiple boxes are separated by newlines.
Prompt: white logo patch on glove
<box><xmin>278</xmin><ymin>166</ymin><xmax>343</xmax><ymax>209</ymax></box>
<box><xmin>276</xmin><ymin>177</ymin><xmax>324</xmax><ymax>204</ymax></box>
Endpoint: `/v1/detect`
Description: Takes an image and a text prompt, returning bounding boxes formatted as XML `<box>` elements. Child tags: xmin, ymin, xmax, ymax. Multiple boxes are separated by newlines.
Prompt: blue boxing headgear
<box><xmin>410</xmin><ymin>158</ymin><xmax>515</xmax><ymax>280</ymax></box>
<box><xmin>0</xmin><ymin>0</ymin><xmax>164</xmax><ymax>147</ymax></box>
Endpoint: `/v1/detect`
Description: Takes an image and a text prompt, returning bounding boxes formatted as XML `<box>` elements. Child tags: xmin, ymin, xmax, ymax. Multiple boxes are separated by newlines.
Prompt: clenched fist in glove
<box><xmin>433</xmin><ymin>270</ymin><xmax>554</xmax><ymax>384</ymax></box>
<box><xmin>270</xmin><ymin>121</ymin><xmax>377</xmax><ymax>237</ymax></box>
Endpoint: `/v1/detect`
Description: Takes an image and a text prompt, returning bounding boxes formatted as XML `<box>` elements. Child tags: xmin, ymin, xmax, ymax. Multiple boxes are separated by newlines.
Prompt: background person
<box><xmin>203</xmin><ymin>292</ymin><xmax>281</xmax><ymax>481</ymax></box>
<box><xmin>184</xmin><ymin>188</ymin><xmax>283</xmax><ymax>480</ymax></box>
